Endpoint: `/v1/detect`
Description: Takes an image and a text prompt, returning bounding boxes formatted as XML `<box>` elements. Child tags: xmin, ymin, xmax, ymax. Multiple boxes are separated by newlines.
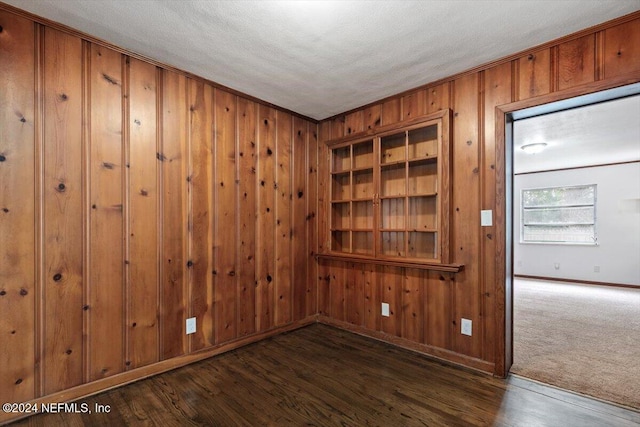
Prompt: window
<box><xmin>521</xmin><ymin>184</ymin><xmax>597</xmax><ymax>245</ymax></box>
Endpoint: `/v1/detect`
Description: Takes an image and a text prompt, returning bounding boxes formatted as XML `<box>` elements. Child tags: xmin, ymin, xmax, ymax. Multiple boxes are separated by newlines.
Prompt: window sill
<box><xmin>316</xmin><ymin>253</ymin><xmax>464</xmax><ymax>273</ymax></box>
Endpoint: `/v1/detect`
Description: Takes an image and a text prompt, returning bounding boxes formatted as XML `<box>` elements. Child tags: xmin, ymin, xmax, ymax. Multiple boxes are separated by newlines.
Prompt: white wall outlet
<box><xmin>186</xmin><ymin>317</ymin><xmax>196</xmax><ymax>334</ymax></box>
<box><xmin>461</xmin><ymin>318</ymin><xmax>472</xmax><ymax>336</ymax></box>
<box><xmin>480</xmin><ymin>210</ymin><xmax>493</xmax><ymax>226</ymax></box>
<box><xmin>594</xmin><ymin>265</ymin><xmax>600</xmax><ymax>273</ymax></box>
<box><xmin>554</xmin><ymin>263</ymin><xmax>560</xmax><ymax>270</ymax></box>
<box><xmin>381</xmin><ymin>302</ymin><xmax>390</xmax><ymax>317</ymax></box>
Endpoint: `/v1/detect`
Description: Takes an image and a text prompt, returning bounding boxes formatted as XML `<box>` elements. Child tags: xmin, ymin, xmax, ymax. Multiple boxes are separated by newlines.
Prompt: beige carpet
<box><xmin>512</xmin><ymin>278</ymin><xmax>640</xmax><ymax>409</ymax></box>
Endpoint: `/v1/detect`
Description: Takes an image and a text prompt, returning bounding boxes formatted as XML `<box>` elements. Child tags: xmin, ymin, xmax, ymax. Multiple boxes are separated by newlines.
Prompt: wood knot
<box><xmin>187</xmin><ymin>260</ymin><xmax>193</xmax><ymax>267</ymax></box>
<box><xmin>140</xmin><ymin>189</ymin><xmax>148</xmax><ymax>196</ymax></box>
<box><xmin>266</xmin><ymin>275</ymin><xmax>272</xmax><ymax>283</ymax></box>
<box><xmin>66</xmin><ymin>349</ymin><xmax>72</xmax><ymax>355</ymax></box>
<box><xmin>297</xmin><ymin>191</ymin><xmax>303</xmax><ymax>198</ymax></box>
<box><xmin>0</xmin><ymin>290</ymin><xmax>6</xmax><ymax>296</ymax></box>
<box><xmin>264</xmin><ymin>119</ymin><xmax>268</xmax><ymax>125</ymax></box>
<box><xmin>228</xmin><ymin>270</ymin><xmax>235</xmax><ymax>276</ymax></box>
<box><xmin>83</xmin><ymin>305</ymin><xmax>90</xmax><ymax>311</ymax></box>
<box><xmin>2</xmin><ymin>208</ymin><xmax>8</xmax><ymax>213</ymax></box>
<box><xmin>20</xmin><ymin>117</ymin><xmax>26</xmax><ymax>123</ymax></box>
<box><xmin>466</xmin><ymin>140</ymin><xmax>472</xmax><ymax>146</ymax></box>
<box><xmin>267</xmin><ymin>148</ymin><xmax>273</xmax><ymax>156</ymax></box>
<box><xmin>0</xmin><ymin>154</ymin><xmax>5</xmax><ymax>162</ymax></box>
<box><xmin>15</xmin><ymin>379</ymin><xmax>22</xmax><ymax>385</ymax></box>
<box><xmin>617</xmin><ymin>50</ymin><xmax>622</xmax><ymax>56</ymax></box>
<box><xmin>528</xmin><ymin>54</ymin><xmax>534</xmax><ymax>60</ymax></box>
<box><xmin>59</xmin><ymin>93</ymin><xmax>69</xmax><ymax>101</ymax></box>
<box><xmin>57</xmin><ymin>182</ymin><xmax>66</xmax><ymax>192</ymax></box>
<box><xmin>134</xmin><ymin>119</ymin><xmax>141</xmax><ymax>126</ymax></box>
<box><xmin>53</xmin><ymin>273</ymin><xmax>62</xmax><ymax>282</ymax></box>
<box><xmin>20</xmin><ymin>288</ymin><xmax>28</xmax><ymax>296</ymax></box>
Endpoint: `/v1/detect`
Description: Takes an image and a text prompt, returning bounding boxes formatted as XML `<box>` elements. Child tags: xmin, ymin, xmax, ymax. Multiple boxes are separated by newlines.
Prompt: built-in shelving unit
<box><xmin>322</xmin><ymin>110</ymin><xmax>460</xmax><ymax>271</ymax></box>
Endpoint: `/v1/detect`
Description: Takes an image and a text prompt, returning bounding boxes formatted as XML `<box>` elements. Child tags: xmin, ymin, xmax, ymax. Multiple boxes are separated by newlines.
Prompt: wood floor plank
<box><xmin>11</xmin><ymin>324</ymin><xmax>640</xmax><ymax>427</ymax></box>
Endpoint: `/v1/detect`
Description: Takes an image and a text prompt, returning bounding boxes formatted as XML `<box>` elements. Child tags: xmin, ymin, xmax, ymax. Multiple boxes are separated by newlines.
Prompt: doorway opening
<box><xmin>499</xmin><ymin>83</ymin><xmax>640</xmax><ymax>409</ymax></box>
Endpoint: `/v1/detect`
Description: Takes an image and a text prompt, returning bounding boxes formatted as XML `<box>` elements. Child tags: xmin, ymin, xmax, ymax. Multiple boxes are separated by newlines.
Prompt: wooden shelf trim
<box><xmin>316</xmin><ymin>253</ymin><xmax>464</xmax><ymax>272</ymax></box>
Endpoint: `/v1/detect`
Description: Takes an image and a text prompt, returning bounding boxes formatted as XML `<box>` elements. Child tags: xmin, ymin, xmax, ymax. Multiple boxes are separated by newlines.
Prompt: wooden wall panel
<box><xmin>380</xmin><ymin>266</ymin><xmax>402</xmax><ymax>336</ymax></box>
<box><xmin>426</xmin><ymin>82</ymin><xmax>451</xmax><ymax>114</ymax></box>
<box><xmin>362</xmin><ymin>264</ymin><xmax>378</xmax><ymax>331</ymax></box>
<box><xmin>317</xmin><ymin>121</ymin><xmax>332</xmax><ymax>316</ymax></box>
<box><xmin>330</xmin><ymin>261</ymin><xmax>346</xmax><ymax>321</ymax></box>
<box><xmin>275</xmin><ymin>112</ymin><xmax>293</xmax><ymax>326</ymax></box>
<box><xmin>424</xmin><ymin>272</ymin><xmax>451</xmax><ymax>349</ymax></box>
<box><xmin>127</xmin><ymin>58</ymin><xmax>159</xmax><ymax>369</ymax></box>
<box><xmin>381</xmin><ymin>98</ymin><xmax>402</xmax><ymax>126</ymax></box>
<box><xmin>306</xmin><ymin>125</ymin><xmax>319</xmax><ymax>317</ymax></box>
<box><xmin>402</xmin><ymin>269</ymin><xmax>423</xmax><ymax>343</ymax></box>
<box><xmin>214</xmin><ymin>89</ymin><xmax>238</xmax><ymax>343</ymax></box>
<box><xmin>344</xmin><ymin>110</ymin><xmax>364</xmax><ymax>135</ymax></box>
<box><xmin>88</xmin><ymin>43</ymin><xmax>124</xmax><ymax>381</ymax></box>
<box><xmin>42</xmin><ymin>27</ymin><xmax>84</xmax><ymax>393</ymax></box>
<box><xmin>292</xmin><ymin>118</ymin><xmax>308</xmax><ymax>321</ymax></box>
<box><xmin>451</xmin><ymin>73</ymin><xmax>481</xmax><ymax>358</ymax></box>
<box><xmin>402</xmin><ymin>89</ymin><xmax>426</xmax><ymax>120</ymax></box>
<box><xmin>160</xmin><ymin>70</ymin><xmax>188</xmax><ymax>359</ymax></box>
<box><xmin>345</xmin><ymin>262</ymin><xmax>364</xmax><ymax>326</ymax></box>
<box><xmin>256</xmin><ymin>106</ymin><xmax>277</xmax><ymax>331</ymax></box>
<box><xmin>363</xmin><ymin>104</ymin><xmax>382</xmax><ymax>131</ymax></box>
<box><xmin>237</xmin><ymin>97</ymin><xmax>257</xmax><ymax>336</ymax></box>
<box><xmin>482</xmin><ymin>62</ymin><xmax>512</xmax><ymax>363</ymax></box>
<box><xmin>603</xmin><ymin>19</ymin><xmax>640</xmax><ymax>78</ymax></box>
<box><xmin>188</xmin><ymin>79</ymin><xmax>214</xmax><ymax>350</ymax></box>
<box><xmin>558</xmin><ymin>35</ymin><xmax>595</xmax><ymax>90</ymax></box>
<box><xmin>0</xmin><ymin>11</ymin><xmax>36</xmax><ymax>404</ymax></box>
<box><xmin>517</xmin><ymin>48</ymin><xmax>551</xmax><ymax>100</ymax></box>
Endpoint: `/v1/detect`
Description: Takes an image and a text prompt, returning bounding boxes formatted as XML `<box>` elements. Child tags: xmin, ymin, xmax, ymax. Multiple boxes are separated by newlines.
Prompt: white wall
<box><xmin>514</xmin><ymin>162</ymin><xmax>640</xmax><ymax>285</ymax></box>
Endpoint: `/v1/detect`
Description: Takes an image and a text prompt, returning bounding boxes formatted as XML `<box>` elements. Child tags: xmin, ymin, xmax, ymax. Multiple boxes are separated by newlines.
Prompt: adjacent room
<box><xmin>510</xmin><ymin>95</ymin><xmax>640</xmax><ymax>408</ymax></box>
<box><xmin>1</xmin><ymin>1</ymin><xmax>639</xmax><ymax>425</ymax></box>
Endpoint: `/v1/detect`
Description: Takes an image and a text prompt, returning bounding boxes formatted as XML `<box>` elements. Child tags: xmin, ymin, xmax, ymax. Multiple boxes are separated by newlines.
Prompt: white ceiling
<box><xmin>5</xmin><ymin>0</ymin><xmax>640</xmax><ymax>120</ymax></box>
<box><xmin>514</xmin><ymin>95</ymin><xmax>640</xmax><ymax>174</ymax></box>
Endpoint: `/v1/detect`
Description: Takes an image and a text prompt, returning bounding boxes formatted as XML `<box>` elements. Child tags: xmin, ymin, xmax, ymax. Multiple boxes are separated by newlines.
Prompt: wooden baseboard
<box><xmin>515</xmin><ymin>275</ymin><xmax>640</xmax><ymax>289</ymax></box>
<box><xmin>0</xmin><ymin>316</ymin><xmax>318</xmax><ymax>426</ymax></box>
<box><xmin>317</xmin><ymin>316</ymin><xmax>495</xmax><ymax>375</ymax></box>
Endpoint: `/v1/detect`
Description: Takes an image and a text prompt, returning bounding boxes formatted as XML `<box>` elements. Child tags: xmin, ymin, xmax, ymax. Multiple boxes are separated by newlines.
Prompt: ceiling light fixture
<box><xmin>521</xmin><ymin>142</ymin><xmax>547</xmax><ymax>154</ymax></box>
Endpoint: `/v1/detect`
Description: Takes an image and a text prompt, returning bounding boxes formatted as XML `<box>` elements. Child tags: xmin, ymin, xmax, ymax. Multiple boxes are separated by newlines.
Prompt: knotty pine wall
<box><xmin>0</xmin><ymin>7</ymin><xmax>318</xmax><ymax>413</ymax></box>
<box><xmin>317</xmin><ymin>13</ymin><xmax>640</xmax><ymax>374</ymax></box>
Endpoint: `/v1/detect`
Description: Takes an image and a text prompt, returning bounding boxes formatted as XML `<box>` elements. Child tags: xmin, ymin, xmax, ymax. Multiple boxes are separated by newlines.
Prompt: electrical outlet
<box><xmin>381</xmin><ymin>302</ymin><xmax>390</xmax><ymax>317</ymax></box>
<box><xmin>594</xmin><ymin>265</ymin><xmax>600</xmax><ymax>273</ymax></box>
<box><xmin>186</xmin><ymin>317</ymin><xmax>196</xmax><ymax>334</ymax></box>
<box><xmin>554</xmin><ymin>263</ymin><xmax>560</xmax><ymax>270</ymax></box>
<box><xmin>461</xmin><ymin>318</ymin><xmax>472</xmax><ymax>336</ymax></box>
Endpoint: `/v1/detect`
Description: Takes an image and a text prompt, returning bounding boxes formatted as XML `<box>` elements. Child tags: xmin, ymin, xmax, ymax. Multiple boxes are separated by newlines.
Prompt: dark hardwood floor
<box><xmin>9</xmin><ymin>324</ymin><xmax>640</xmax><ymax>426</ymax></box>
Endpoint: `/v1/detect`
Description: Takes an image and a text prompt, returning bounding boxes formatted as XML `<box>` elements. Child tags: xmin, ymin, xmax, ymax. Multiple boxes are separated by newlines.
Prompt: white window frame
<box><xmin>520</xmin><ymin>184</ymin><xmax>597</xmax><ymax>245</ymax></box>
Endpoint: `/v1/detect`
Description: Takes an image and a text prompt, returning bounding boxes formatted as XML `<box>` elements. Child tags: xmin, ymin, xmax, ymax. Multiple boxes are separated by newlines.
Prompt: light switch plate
<box><xmin>186</xmin><ymin>317</ymin><xmax>196</xmax><ymax>334</ymax></box>
<box><xmin>480</xmin><ymin>210</ymin><xmax>493</xmax><ymax>226</ymax></box>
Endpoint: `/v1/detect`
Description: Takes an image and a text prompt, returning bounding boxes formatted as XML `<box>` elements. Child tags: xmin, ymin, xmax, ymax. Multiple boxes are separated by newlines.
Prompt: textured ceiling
<box><xmin>514</xmin><ymin>95</ymin><xmax>640</xmax><ymax>174</ymax></box>
<box><xmin>5</xmin><ymin>0</ymin><xmax>640</xmax><ymax>119</ymax></box>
